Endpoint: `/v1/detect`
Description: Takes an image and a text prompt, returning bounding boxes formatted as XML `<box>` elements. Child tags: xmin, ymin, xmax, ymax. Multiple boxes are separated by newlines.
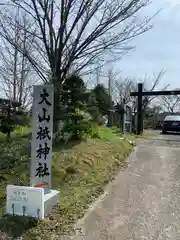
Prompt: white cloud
<box><xmin>165</xmin><ymin>0</ymin><xmax>180</xmax><ymax>7</ymax></box>
<box><xmin>153</xmin><ymin>0</ymin><xmax>180</xmax><ymax>24</ymax></box>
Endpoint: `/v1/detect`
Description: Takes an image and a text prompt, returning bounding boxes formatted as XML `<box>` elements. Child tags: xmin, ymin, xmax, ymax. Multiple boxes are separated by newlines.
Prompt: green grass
<box><xmin>0</xmin><ymin>125</ymin><xmax>135</xmax><ymax>239</ymax></box>
<box><xmin>0</xmin><ymin>126</ymin><xmax>31</xmax><ymax>141</ymax></box>
<box><xmin>98</xmin><ymin>126</ymin><xmax>123</xmax><ymax>142</ymax></box>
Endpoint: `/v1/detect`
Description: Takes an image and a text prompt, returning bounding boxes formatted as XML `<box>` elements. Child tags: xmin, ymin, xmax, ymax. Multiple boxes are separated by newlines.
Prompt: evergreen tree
<box><xmin>61</xmin><ymin>75</ymin><xmax>91</xmax><ymax>140</ymax></box>
<box><xmin>92</xmin><ymin>84</ymin><xmax>113</xmax><ymax>115</ymax></box>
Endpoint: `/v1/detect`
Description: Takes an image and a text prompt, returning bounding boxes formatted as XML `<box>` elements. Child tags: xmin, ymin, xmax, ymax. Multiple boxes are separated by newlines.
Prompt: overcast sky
<box><xmin>110</xmin><ymin>0</ymin><xmax>180</xmax><ymax>90</ymax></box>
<box><xmin>1</xmin><ymin>0</ymin><xmax>179</xmax><ymax>98</ymax></box>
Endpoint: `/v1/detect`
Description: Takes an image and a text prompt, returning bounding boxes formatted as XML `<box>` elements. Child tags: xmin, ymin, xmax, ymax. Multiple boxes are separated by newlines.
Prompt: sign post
<box><xmin>30</xmin><ymin>85</ymin><xmax>54</xmax><ymax>194</ymax></box>
<box><xmin>6</xmin><ymin>84</ymin><xmax>60</xmax><ymax>220</ymax></box>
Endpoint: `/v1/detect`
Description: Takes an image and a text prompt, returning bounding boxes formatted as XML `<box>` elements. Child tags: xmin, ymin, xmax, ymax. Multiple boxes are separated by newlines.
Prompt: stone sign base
<box><xmin>44</xmin><ymin>189</ymin><xmax>60</xmax><ymax>217</ymax></box>
<box><xmin>6</xmin><ymin>185</ymin><xmax>60</xmax><ymax>220</ymax></box>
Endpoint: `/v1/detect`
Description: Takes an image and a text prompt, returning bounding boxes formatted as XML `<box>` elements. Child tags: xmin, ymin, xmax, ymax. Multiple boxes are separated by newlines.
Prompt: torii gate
<box><xmin>130</xmin><ymin>83</ymin><xmax>180</xmax><ymax>135</ymax></box>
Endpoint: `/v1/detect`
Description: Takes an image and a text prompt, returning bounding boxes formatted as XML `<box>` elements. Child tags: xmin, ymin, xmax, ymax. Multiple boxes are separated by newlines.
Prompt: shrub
<box><xmin>14</xmin><ymin>111</ymin><xmax>30</xmax><ymax>126</ymax></box>
<box><xmin>61</xmin><ymin>110</ymin><xmax>104</xmax><ymax>141</ymax></box>
<box><xmin>13</xmin><ymin>126</ymin><xmax>31</xmax><ymax>137</ymax></box>
<box><xmin>63</xmin><ymin>119</ymin><xmax>92</xmax><ymax>141</ymax></box>
<box><xmin>0</xmin><ymin>117</ymin><xmax>15</xmax><ymax>139</ymax></box>
<box><xmin>0</xmin><ymin>108</ymin><xmax>30</xmax><ymax>138</ymax></box>
<box><xmin>0</xmin><ymin>141</ymin><xmax>29</xmax><ymax>174</ymax></box>
<box><xmin>88</xmin><ymin>123</ymin><xmax>101</xmax><ymax>139</ymax></box>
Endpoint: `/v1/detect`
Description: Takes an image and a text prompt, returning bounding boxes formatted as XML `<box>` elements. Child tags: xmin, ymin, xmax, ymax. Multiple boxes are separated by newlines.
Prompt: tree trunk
<box><xmin>53</xmin><ymin>89</ymin><xmax>60</xmax><ymax>134</ymax></box>
<box><xmin>7</xmin><ymin>130</ymin><xmax>11</xmax><ymax>140</ymax></box>
<box><xmin>52</xmin><ymin>75</ymin><xmax>62</xmax><ymax>136</ymax></box>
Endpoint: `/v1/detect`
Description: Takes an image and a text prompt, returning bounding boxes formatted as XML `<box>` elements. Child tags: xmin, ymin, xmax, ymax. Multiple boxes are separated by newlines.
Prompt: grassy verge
<box><xmin>0</xmin><ymin>126</ymin><xmax>135</xmax><ymax>240</ymax></box>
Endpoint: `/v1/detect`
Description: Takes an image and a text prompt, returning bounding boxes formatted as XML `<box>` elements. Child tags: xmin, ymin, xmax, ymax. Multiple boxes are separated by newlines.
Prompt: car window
<box><xmin>164</xmin><ymin>115</ymin><xmax>180</xmax><ymax>121</ymax></box>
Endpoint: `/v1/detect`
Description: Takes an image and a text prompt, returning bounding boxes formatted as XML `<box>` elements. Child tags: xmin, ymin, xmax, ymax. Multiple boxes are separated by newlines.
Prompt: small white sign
<box><xmin>6</xmin><ymin>185</ymin><xmax>44</xmax><ymax>219</ymax></box>
<box><xmin>30</xmin><ymin>85</ymin><xmax>54</xmax><ymax>194</ymax></box>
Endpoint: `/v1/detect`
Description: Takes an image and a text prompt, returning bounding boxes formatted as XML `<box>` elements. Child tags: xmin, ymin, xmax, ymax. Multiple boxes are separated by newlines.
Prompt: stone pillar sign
<box><xmin>30</xmin><ymin>85</ymin><xmax>54</xmax><ymax>194</ymax></box>
<box><xmin>6</xmin><ymin>84</ymin><xmax>60</xmax><ymax>220</ymax></box>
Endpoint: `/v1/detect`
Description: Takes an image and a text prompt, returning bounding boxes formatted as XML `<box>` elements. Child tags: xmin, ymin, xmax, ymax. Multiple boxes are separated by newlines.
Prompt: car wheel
<box><xmin>162</xmin><ymin>130</ymin><xmax>167</xmax><ymax>134</ymax></box>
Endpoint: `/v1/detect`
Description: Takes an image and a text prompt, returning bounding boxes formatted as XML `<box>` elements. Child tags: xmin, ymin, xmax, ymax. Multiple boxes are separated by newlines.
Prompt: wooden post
<box><xmin>137</xmin><ymin>83</ymin><xmax>143</xmax><ymax>135</ymax></box>
<box><xmin>122</xmin><ymin>99</ymin><xmax>126</xmax><ymax>134</ymax></box>
<box><xmin>119</xmin><ymin>99</ymin><xmax>125</xmax><ymax>134</ymax></box>
<box><xmin>107</xmin><ymin>109</ymin><xmax>112</xmax><ymax>127</ymax></box>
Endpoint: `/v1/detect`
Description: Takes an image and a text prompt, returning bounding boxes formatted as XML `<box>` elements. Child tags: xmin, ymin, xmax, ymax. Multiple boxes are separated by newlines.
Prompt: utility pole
<box><xmin>107</xmin><ymin>69</ymin><xmax>113</xmax><ymax>127</ymax></box>
<box><xmin>137</xmin><ymin>83</ymin><xmax>143</xmax><ymax>134</ymax></box>
<box><xmin>108</xmin><ymin>73</ymin><xmax>112</xmax><ymax>101</ymax></box>
<box><xmin>95</xmin><ymin>61</ymin><xmax>101</xmax><ymax>86</ymax></box>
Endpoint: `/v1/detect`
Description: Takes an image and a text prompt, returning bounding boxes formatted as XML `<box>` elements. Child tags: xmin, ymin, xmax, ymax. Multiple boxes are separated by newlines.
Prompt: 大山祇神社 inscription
<box><xmin>30</xmin><ymin>85</ymin><xmax>54</xmax><ymax>194</ymax></box>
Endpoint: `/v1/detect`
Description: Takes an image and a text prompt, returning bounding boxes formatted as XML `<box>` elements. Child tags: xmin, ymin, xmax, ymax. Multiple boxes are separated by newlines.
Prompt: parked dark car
<box><xmin>162</xmin><ymin>115</ymin><xmax>180</xmax><ymax>134</ymax></box>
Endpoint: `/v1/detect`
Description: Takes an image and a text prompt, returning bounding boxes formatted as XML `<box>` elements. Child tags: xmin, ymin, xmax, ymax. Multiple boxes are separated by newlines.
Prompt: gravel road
<box><xmin>69</xmin><ymin>131</ymin><xmax>180</xmax><ymax>240</ymax></box>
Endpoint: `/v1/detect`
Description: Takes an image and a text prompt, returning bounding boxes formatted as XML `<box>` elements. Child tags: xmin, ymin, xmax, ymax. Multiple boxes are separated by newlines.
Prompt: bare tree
<box><xmin>0</xmin><ymin>0</ymin><xmax>157</xmax><ymax>131</ymax></box>
<box><xmin>113</xmin><ymin>76</ymin><xmax>136</xmax><ymax>104</ymax></box>
<box><xmin>158</xmin><ymin>94</ymin><xmax>180</xmax><ymax>113</ymax></box>
<box><xmin>0</xmin><ymin>0</ymin><xmax>156</xmax><ymax>84</ymax></box>
<box><xmin>0</xmin><ymin>8</ymin><xmax>40</xmax><ymax>108</ymax></box>
<box><xmin>113</xmin><ymin>69</ymin><xmax>168</xmax><ymax>112</ymax></box>
<box><xmin>142</xmin><ymin>69</ymin><xmax>168</xmax><ymax>110</ymax></box>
